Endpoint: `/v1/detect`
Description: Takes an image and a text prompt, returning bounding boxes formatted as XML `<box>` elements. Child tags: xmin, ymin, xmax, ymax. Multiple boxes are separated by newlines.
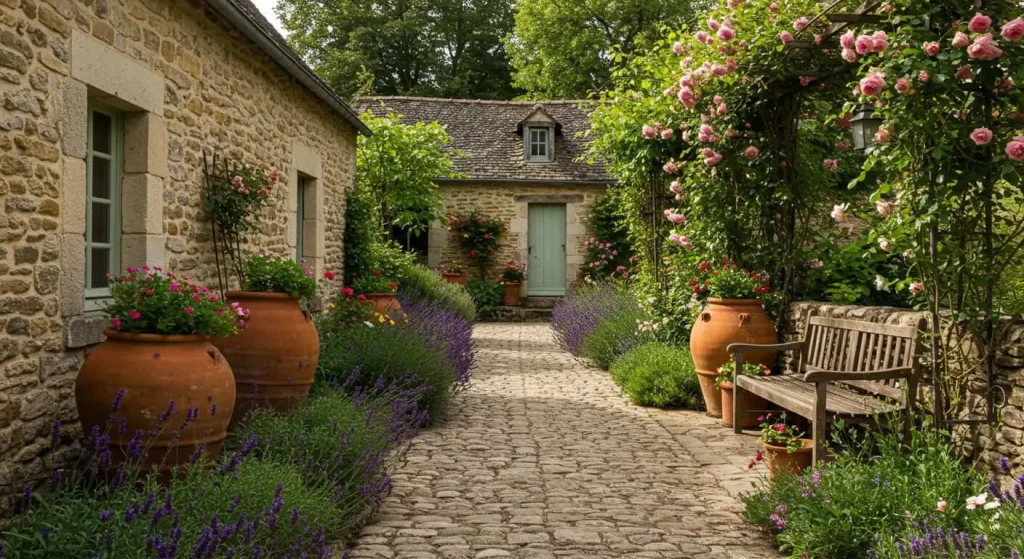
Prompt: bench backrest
<box><xmin>798</xmin><ymin>315</ymin><xmax>926</xmax><ymax>400</ymax></box>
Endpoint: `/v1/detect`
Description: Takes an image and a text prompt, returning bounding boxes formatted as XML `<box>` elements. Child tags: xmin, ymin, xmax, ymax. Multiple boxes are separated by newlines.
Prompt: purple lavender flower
<box><xmin>111</xmin><ymin>387</ymin><xmax>125</xmax><ymax>413</ymax></box>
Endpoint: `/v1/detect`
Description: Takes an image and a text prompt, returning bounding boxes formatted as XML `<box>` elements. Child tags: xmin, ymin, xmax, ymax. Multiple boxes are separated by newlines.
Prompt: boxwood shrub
<box><xmin>609</xmin><ymin>342</ymin><xmax>702</xmax><ymax>409</ymax></box>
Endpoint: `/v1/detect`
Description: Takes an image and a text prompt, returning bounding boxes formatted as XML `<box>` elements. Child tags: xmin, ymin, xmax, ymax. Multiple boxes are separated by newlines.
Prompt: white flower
<box><xmin>983</xmin><ymin>500</ymin><xmax>1000</xmax><ymax>510</ymax></box>
<box><xmin>966</xmin><ymin>492</ymin><xmax>989</xmax><ymax>510</ymax></box>
<box><xmin>363</xmin><ymin>321</ymin><xmax>375</xmax><ymax>328</ymax></box>
<box><xmin>874</xmin><ymin>275</ymin><xmax>888</xmax><ymax>292</ymax></box>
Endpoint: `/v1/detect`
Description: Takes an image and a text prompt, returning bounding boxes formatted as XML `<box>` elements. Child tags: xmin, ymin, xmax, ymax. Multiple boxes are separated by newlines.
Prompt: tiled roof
<box><xmin>206</xmin><ymin>0</ymin><xmax>370</xmax><ymax>135</ymax></box>
<box><xmin>353</xmin><ymin>97</ymin><xmax>613</xmax><ymax>183</ymax></box>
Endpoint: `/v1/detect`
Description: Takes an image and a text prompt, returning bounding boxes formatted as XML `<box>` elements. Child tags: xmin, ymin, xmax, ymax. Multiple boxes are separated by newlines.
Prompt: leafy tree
<box><xmin>506</xmin><ymin>0</ymin><xmax>705</xmax><ymax>99</ymax></box>
<box><xmin>276</xmin><ymin>0</ymin><xmax>519</xmax><ymax>99</ymax></box>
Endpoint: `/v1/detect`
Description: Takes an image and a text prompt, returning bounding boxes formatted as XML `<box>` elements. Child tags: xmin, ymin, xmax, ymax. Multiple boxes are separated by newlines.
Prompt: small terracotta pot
<box><xmin>689</xmin><ymin>298</ymin><xmax>777</xmax><ymax>413</ymax></box>
<box><xmin>75</xmin><ymin>329</ymin><xmax>236</xmax><ymax>473</ymax></box>
<box><xmin>763</xmin><ymin>439</ymin><xmax>814</xmax><ymax>478</ymax></box>
<box><xmin>213</xmin><ymin>291</ymin><xmax>319</xmax><ymax>423</ymax></box>
<box><xmin>442</xmin><ymin>272</ymin><xmax>467</xmax><ymax>286</ymax></box>
<box><xmin>502</xmin><ymin>281</ymin><xmax>522</xmax><ymax>306</ymax></box>
<box><xmin>719</xmin><ymin>381</ymin><xmax>768</xmax><ymax>429</ymax></box>
<box><xmin>365</xmin><ymin>293</ymin><xmax>402</xmax><ymax>316</ymax></box>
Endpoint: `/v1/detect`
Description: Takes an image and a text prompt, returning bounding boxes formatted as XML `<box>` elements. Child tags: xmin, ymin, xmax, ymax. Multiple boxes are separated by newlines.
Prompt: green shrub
<box><xmin>399</xmin><ymin>264</ymin><xmax>475</xmax><ymax>322</ymax></box>
<box><xmin>581</xmin><ymin>302</ymin><xmax>650</xmax><ymax>370</ymax></box>
<box><xmin>466</xmin><ymin>279</ymin><xmax>502</xmax><ymax>315</ymax></box>
<box><xmin>317</xmin><ymin>323</ymin><xmax>455</xmax><ymax>422</ymax></box>
<box><xmin>609</xmin><ymin>342</ymin><xmax>702</xmax><ymax>409</ymax></box>
<box><xmin>743</xmin><ymin>428</ymin><xmax>984</xmax><ymax>558</ymax></box>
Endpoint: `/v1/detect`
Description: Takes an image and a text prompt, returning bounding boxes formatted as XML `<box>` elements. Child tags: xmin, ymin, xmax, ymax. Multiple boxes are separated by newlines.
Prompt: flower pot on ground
<box><xmin>211</xmin><ymin>255</ymin><xmax>322</xmax><ymax>423</ymax></box>
<box><xmin>352</xmin><ymin>270</ymin><xmax>403</xmax><ymax>316</ymax></box>
<box><xmin>756</xmin><ymin>412</ymin><xmax>813</xmax><ymax>477</ymax></box>
<box><xmin>366</xmin><ymin>293</ymin><xmax>403</xmax><ymax>315</ymax></box>
<box><xmin>75</xmin><ymin>268</ymin><xmax>241</xmax><ymax>472</ymax></box>
<box><xmin>689</xmin><ymin>261</ymin><xmax>777</xmax><ymax>417</ymax></box>
<box><xmin>500</xmin><ymin>260</ymin><xmax>526</xmax><ymax>306</ymax></box>
<box><xmin>442</xmin><ymin>272</ymin><xmax>468</xmax><ymax>286</ymax></box>
<box><xmin>716</xmin><ymin>361</ymin><xmax>771</xmax><ymax>428</ymax></box>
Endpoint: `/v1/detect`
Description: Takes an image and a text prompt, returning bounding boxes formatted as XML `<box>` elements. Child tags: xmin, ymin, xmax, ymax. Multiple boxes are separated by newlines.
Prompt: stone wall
<box><xmin>0</xmin><ymin>0</ymin><xmax>357</xmax><ymax>507</ymax></box>
<box><xmin>785</xmin><ymin>302</ymin><xmax>1024</xmax><ymax>471</ymax></box>
<box><xmin>428</xmin><ymin>182</ymin><xmax>607</xmax><ymax>288</ymax></box>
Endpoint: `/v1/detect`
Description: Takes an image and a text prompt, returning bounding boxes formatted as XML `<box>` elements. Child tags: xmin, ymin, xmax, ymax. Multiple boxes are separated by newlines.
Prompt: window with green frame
<box><xmin>85</xmin><ymin>102</ymin><xmax>123</xmax><ymax>311</ymax></box>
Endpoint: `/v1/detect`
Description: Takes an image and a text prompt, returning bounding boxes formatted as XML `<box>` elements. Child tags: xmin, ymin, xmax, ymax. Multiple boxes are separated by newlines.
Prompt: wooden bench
<box><xmin>728</xmin><ymin>314</ymin><xmax>926</xmax><ymax>466</ymax></box>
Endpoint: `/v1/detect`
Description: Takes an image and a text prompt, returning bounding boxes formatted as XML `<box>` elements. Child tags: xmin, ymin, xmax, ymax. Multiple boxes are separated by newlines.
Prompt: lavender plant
<box><xmin>551</xmin><ymin>280</ymin><xmax>641</xmax><ymax>357</ymax></box>
<box><xmin>401</xmin><ymin>296</ymin><xmax>475</xmax><ymax>390</ymax></box>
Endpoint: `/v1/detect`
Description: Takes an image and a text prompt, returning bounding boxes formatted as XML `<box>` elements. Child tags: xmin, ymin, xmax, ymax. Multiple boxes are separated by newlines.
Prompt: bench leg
<box><xmin>812</xmin><ymin>383</ymin><xmax>827</xmax><ymax>470</ymax></box>
<box><xmin>904</xmin><ymin>377</ymin><xmax>918</xmax><ymax>449</ymax></box>
<box><xmin>732</xmin><ymin>383</ymin><xmax>743</xmax><ymax>434</ymax></box>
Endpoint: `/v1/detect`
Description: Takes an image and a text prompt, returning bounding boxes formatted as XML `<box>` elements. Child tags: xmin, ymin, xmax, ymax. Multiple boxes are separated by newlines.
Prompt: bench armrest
<box><xmin>727</xmin><ymin>341</ymin><xmax>804</xmax><ymax>354</ymax></box>
<box><xmin>803</xmin><ymin>366</ymin><xmax>915</xmax><ymax>383</ymax></box>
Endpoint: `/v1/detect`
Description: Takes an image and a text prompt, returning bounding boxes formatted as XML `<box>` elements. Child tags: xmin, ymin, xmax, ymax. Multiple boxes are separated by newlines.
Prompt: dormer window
<box><xmin>527</xmin><ymin>126</ymin><xmax>552</xmax><ymax>162</ymax></box>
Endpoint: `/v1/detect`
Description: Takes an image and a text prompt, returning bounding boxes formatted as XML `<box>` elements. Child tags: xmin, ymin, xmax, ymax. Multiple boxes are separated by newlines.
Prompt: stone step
<box><xmin>485</xmin><ymin>306</ymin><xmax>552</xmax><ymax>322</ymax></box>
<box><xmin>522</xmin><ymin>297</ymin><xmax>561</xmax><ymax>309</ymax></box>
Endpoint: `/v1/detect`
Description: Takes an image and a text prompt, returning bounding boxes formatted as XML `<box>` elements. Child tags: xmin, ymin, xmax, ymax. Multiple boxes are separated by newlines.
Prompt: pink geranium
<box><xmin>744</xmin><ymin>146</ymin><xmax>760</xmax><ymax>160</ymax></box>
<box><xmin>1002</xmin><ymin>18</ymin><xmax>1024</xmax><ymax>42</ymax></box>
<box><xmin>129</xmin><ymin>310</ymin><xmax>142</xmax><ymax>320</ymax></box>
<box><xmin>952</xmin><ymin>32</ymin><xmax>970</xmax><ymax>48</ymax></box>
<box><xmin>970</xmin><ymin>127</ymin><xmax>993</xmax><ymax>145</ymax></box>
<box><xmin>923</xmin><ymin>42</ymin><xmax>940</xmax><ymax>56</ymax></box>
<box><xmin>112</xmin><ymin>318</ymin><xmax>122</xmax><ymax>328</ymax></box>
<box><xmin>967</xmin><ymin>34</ymin><xmax>1003</xmax><ymax>60</ymax></box>
<box><xmin>968</xmin><ymin>13</ymin><xmax>992</xmax><ymax>33</ymax></box>
<box><xmin>185</xmin><ymin>307</ymin><xmax>195</xmax><ymax>314</ymax></box>
<box><xmin>859</xmin><ymin>72</ymin><xmax>886</xmax><ymax>96</ymax></box>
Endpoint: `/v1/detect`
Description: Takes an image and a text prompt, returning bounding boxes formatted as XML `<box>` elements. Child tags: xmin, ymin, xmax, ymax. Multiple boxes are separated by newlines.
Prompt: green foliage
<box><xmin>743</xmin><ymin>428</ymin><xmax>984</xmax><ymax>558</ymax></box>
<box><xmin>506</xmin><ymin>0</ymin><xmax>701</xmax><ymax>98</ymax></box>
<box><xmin>398</xmin><ymin>264</ymin><xmax>476</xmax><ymax>322</ymax></box>
<box><xmin>715</xmin><ymin>359</ymin><xmax>767</xmax><ymax>387</ymax></box>
<box><xmin>351</xmin><ymin>272</ymin><xmax>398</xmax><ymax>295</ymax></box>
<box><xmin>278</xmin><ymin>0</ymin><xmax>519</xmax><ymax>99</ymax></box>
<box><xmin>357</xmin><ymin>109</ymin><xmax>463</xmax><ymax>238</ymax></box>
<box><xmin>466</xmin><ymin>279</ymin><xmax>502</xmax><ymax>315</ymax></box>
<box><xmin>317</xmin><ymin>293</ymin><xmax>377</xmax><ymax>336</ymax></box>
<box><xmin>757</xmin><ymin>412</ymin><xmax>806</xmax><ymax>454</ymax></box>
<box><xmin>317</xmin><ymin>323</ymin><xmax>455</xmax><ymax>422</ymax></box>
<box><xmin>344</xmin><ymin>185</ymin><xmax>382</xmax><ymax>281</ymax></box>
<box><xmin>582</xmin><ymin>301</ymin><xmax>651</xmax><ymax>370</ymax></box>
<box><xmin>447</xmin><ymin>212</ymin><xmax>505</xmax><ymax>277</ymax></box>
<box><xmin>797</xmin><ymin>233</ymin><xmax>913</xmax><ymax>308</ymax></box>
<box><xmin>202</xmin><ymin>161</ymin><xmax>275</xmax><ymax>245</ymax></box>
<box><xmin>609</xmin><ymin>342</ymin><xmax>702</xmax><ymax>408</ymax></box>
<box><xmin>105</xmin><ymin>269</ymin><xmax>241</xmax><ymax>337</ymax></box>
<box><xmin>582</xmin><ymin>194</ymin><xmax>635</xmax><ymax>281</ymax></box>
<box><xmin>241</xmin><ymin>253</ymin><xmax>318</xmax><ymax>298</ymax></box>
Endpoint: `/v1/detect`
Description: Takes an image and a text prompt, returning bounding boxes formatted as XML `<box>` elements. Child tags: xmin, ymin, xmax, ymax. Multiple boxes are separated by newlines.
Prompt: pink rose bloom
<box><xmin>814</xmin><ymin>34</ymin><xmax>823</xmax><ymax>45</ymax></box>
<box><xmin>876</xmin><ymin>200</ymin><xmax>897</xmax><ymax>217</ymax></box>
<box><xmin>672</xmin><ymin>42</ymin><xmax>684</xmax><ymax>55</ymax></box>
<box><xmin>794</xmin><ymin>17</ymin><xmax>810</xmax><ymax>32</ymax></box>
<box><xmin>713</xmin><ymin>95</ymin><xmax>723</xmax><ymax>104</ymax></box>
<box><xmin>708</xmin><ymin>17</ymin><xmax>720</xmax><ymax>31</ymax></box>
<box><xmin>663</xmin><ymin>86</ymin><xmax>676</xmax><ymax>97</ymax></box>
<box><xmin>952</xmin><ymin>32</ymin><xmax>970</xmax><ymax>48</ymax></box>
<box><xmin>842</xmin><ymin>48</ymin><xmax>857</xmax><ymax>63</ymax></box>
<box><xmin>967</xmin><ymin>34</ymin><xmax>1003</xmax><ymax>60</ymax></box>
<box><xmin>664</xmin><ymin>209</ymin><xmax>687</xmax><ymax>225</ymax></box>
<box><xmin>879</xmin><ymin>238</ymin><xmax>892</xmax><ymax>252</ymax></box>
<box><xmin>702</xmin><ymin>148</ymin><xmax>722</xmax><ymax>166</ymax></box>
<box><xmin>919</xmin><ymin>70</ymin><xmax>930</xmax><ymax>82</ymax></box>
<box><xmin>717</xmin><ymin>103</ymin><xmax>728</xmax><ymax>115</ymax></box>
<box><xmin>780</xmin><ymin>31</ymin><xmax>794</xmax><ymax>44</ymax></box>
<box><xmin>1006</xmin><ymin>139</ymin><xmax>1024</xmax><ymax>161</ymax></box>
<box><xmin>669</xmin><ymin>181</ymin><xmax>682</xmax><ymax>194</ymax></box>
<box><xmin>717</xmin><ymin>26</ymin><xmax>735</xmax><ymax>42</ymax></box>
<box><xmin>823</xmin><ymin>159</ymin><xmax>838</xmax><ymax>171</ymax></box>
<box><xmin>695</xmin><ymin>31</ymin><xmax>709</xmax><ymax>43</ymax></box>
<box><xmin>923</xmin><ymin>42</ymin><xmax>940</xmax><ymax>56</ymax></box>
<box><xmin>831</xmin><ymin>204</ymin><xmax>849</xmax><ymax>224</ymax></box>
<box><xmin>859</xmin><ymin>73</ymin><xmax>886</xmax><ymax>96</ymax></box>
<box><xmin>836</xmin><ymin>140</ymin><xmax>852</xmax><ymax>151</ymax></box>
<box><xmin>744</xmin><ymin>146</ymin><xmax>760</xmax><ymax>160</ymax></box>
<box><xmin>871</xmin><ymin>31</ymin><xmax>889</xmax><ymax>52</ymax></box>
<box><xmin>1002</xmin><ymin>18</ymin><xmax>1024</xmax><ymax>41</ymax></box>
<box><xmin>668</xmin><ymin>233</ymin><xmax>693</xmax><ymax>249</ymax></box>
<box><xmin>955</xmin><ymin>65</ymin><xmax>973</xmax><ymax>80</ymax></box>
<box><xmin>909</xmin><ymin>282</ymin><xmax>925</xmax><ymax>296</ymax></box>
<box><xmin>185</xmin><ymin>307</ymin><xmax>195</xmax><ymax>314</ymax></box>
<box><xmin>663</xmin><ymin>160</ymin><xmax>680</xmax><ymax>174</ymax></box>
<box><xmin>875</xmin><ymin>127</ymin><xmax>891</xmax><ymax>144</ymax></box>
<box><xmin>970</xmin><ymin>127</ymin><xmax>993</xmax><ymax>145</ymax></box>
<box><xmin>660</xmin><ymin>128</ymin><xmax>674</xmax><ymax>140</ymax></box>
<box><xmin>800</xmin><ymin>76</ymin><xmax>816</xmax><ymax>86</ymax></box>
<box><xmin>968</xmin><ymin>12</ymin><xmax>992</xmax><ymax>33</ymax></box>
<box><xmin>895</xmin><ymin>77</ymin><xmax>911</xmax><ymax>94</ymax></box>
<box><xmin>855</xmin><ymin>34</ymin><xmax>874</xmax><ymax>55</ymax></box>
<box><xmin>937</xmin><ymin>501</ymin><xmax>947</xmax><ymax>512</ymax></box>
<box><xmin>768</xmin><ymin>2</ymin><xmax>778</xmax><ymax>12</ymax></box>
<box><xmin>840</xmin><ymin>31</ymin><xmax>855</xmax><ymax>49</ymax></box>
<box><xmin>642</xmin><ymin>125</ymin><xmax>657</xmax><ymax>139</ymax></box>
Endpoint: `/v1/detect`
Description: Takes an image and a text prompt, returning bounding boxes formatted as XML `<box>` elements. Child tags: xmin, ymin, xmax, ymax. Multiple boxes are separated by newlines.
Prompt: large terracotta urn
<box><xmin>690</xmin><ymin>298</ymin><xmax>777</xmax><ymax>417</ymax></box>
<box><xmin>502</xmin><ymin>282</ymin><xmax>522</xmax><ymax>307</ymax></box>
<box><xmin>75</xmin><ymin>330</ymin><xmax>236</xmax><ymax>472</ymax></box>
<box><xmin>365</xmin><ymin>293</ymin><xmax>402</xmax><ymax>316</ymax></box>
<box><xmin>719</xmin><ymin>381</ymin><xmax>769</xmax><ymax>429</ymax></box>
<box><xmin>213</xmin><ymin>291</ymin><xmax>319</xmax><ymax>423</ymax></box>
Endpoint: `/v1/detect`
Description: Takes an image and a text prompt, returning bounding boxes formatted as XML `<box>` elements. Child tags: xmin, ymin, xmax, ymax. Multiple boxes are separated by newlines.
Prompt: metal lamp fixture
<box><xmin>850</xmin><ymin>104</ymin><xmax>883</xmax><ymax>150</ymax></box>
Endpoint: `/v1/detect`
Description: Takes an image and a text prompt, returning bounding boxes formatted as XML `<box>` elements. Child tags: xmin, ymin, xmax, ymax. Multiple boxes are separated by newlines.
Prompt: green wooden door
<box><xmin>527</xmin><ymin>204</ymin><xmax>567</xmax><ymax>296</ymax></box>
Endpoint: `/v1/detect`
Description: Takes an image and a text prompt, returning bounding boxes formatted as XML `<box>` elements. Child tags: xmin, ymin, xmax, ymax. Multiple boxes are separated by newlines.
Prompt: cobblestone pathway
<box><xmin>344</xmin><ymin>323</ymin><xmax>782</xmax><ymax>559</ymax></box>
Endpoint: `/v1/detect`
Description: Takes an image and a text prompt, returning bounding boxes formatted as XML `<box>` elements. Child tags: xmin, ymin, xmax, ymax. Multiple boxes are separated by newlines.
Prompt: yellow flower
<box><xmin>389</xmin><ymin>319</ymin><xmax>395</xmax><ymax>326</ymax></box>
<box><xmin>378</xmin><ymin>315</ymin><xmax>385</xmax><ymax>323</ymax></box>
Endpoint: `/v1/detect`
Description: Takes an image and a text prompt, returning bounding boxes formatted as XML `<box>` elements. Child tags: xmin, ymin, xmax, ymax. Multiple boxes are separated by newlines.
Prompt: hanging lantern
<box><xmin>850</xmin><ymin>104</ymin><xmax>883</xmax><ymax>150</ymax></box>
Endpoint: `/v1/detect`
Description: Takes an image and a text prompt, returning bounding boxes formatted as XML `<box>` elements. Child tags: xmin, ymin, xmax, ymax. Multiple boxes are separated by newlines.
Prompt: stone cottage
<box><xmin>354</xmin><ymin>97</ymin><xmax>613</xmax><ymax>298</ymax></box>
<box><xmin>0</xmin><ymin>0</ymin><xmax>367</xmax><ymax>505</ymax></box>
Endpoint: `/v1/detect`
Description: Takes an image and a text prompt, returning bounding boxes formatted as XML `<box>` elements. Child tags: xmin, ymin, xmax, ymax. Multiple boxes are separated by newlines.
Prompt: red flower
<box><xmin>324</xmin><ymin>270</ymin><xmax>336</xmax><ymax>280</ymax></box>
<box><xmin>470</xmin><ymin>250</ymin><xmax>478</xmax><ymax>257</ymax></box>
<box><xmin>373</xmin><ymin>270</ymin><xmax>382</xmax><ymax>277</ymax></box>
<box><xmin>357</xmin><ymin>294</ymin><xmax>367</xmax><ymax>301</ymax></box>
<box><xmin>342</xmin><ymin>287</ymin><xmax>354</xmax><ymax>298</ymax></box>
<box><xmin>699</xmin><ymin>262</ymin><xmax>710</xmax><ymax>271</ymax></box>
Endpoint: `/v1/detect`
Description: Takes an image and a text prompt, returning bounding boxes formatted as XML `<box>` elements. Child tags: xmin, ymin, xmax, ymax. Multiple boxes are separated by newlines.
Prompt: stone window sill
<box><xmin>66</xmin><ymin>314</ymin><xmax>109</xmax><ymax>349</ymax></box>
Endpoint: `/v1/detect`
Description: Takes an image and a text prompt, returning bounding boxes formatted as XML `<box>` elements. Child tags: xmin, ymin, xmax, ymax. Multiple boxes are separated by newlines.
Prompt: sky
<box><xmin>250</xmin><ymin>0</ymin><xmax>286</xmax><ymax>35</ymax></box>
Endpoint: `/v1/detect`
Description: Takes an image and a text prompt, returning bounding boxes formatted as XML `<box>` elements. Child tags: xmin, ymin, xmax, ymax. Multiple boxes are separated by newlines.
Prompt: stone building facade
<box><xmin>0</xmin><ymin>0</ymin><xmax>365</xmax><ymax>506</ymax></box>
<box><xmin>354</xmin><ymin>97</ymin><xmax>613</xmax><ymax>296</ymax></box>
<box><xmin>785</xmin><ymin>302</ymin><xmax>1024</xmax><ymax>472</ymax></box>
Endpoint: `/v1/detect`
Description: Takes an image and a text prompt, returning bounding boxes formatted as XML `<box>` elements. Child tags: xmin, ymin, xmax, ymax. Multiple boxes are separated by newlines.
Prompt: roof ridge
<box><xmin>356</xmin><ymin>96</ymin><xmax>593</xmax><ymax>105</ymax></box>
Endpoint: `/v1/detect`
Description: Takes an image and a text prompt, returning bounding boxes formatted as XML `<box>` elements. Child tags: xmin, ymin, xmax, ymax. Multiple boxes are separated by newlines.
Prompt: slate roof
<box><xmin>206</xmin><ymin>0</ymin><xmax>370</xmax><ymax>135</ymax></box>
<box><xmin>353</xmin><ymin>97</ymin><xmax>613</xmax><ymax>184</ymax></box>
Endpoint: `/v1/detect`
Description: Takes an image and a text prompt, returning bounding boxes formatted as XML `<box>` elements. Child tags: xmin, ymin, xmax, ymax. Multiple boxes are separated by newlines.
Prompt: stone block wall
<box><xmin>785</xmin><ymin>302</ymin><xmax>1024</xmax><ymax>471</ymax></box>
<box><xmin>428</xmin><ymin>182</ymin><xmax>607</xmax><ymax>287</ymax></box>
<box><xmin>0</xmin><ymin>0</ymin><xmax>357</xmax><ymax>508</ymax></box>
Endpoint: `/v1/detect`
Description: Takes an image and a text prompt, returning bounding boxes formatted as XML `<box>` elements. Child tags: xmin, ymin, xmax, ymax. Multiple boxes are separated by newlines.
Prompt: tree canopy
<box><xmin>277</xmin><ymin>0</ymin><xmax>519</xmax><ymax>100</ymax></box>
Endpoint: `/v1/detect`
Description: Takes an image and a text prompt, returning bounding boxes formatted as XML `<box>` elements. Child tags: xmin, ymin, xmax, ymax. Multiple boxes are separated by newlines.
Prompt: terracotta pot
<box><xmin>690</xmin><ymin>298</ymin><xmax>777</xmax><ymax>414</ymax></box>
<box><xmin>365</xmin><ymin>293</ymin><xmax>402</xmax><ymax>316</ymax></box>
<box><xmin>442</xmin><ymin>272</ymin><xmax>467</xmax><ymax>286</ymax></box>
<box><xmin>502</xmin><ymin>281</ymin><xmax>522</xmax><ymax>306</ymax></box>
<box><xmin>719</xmin><ymin>381</ymin><xmax>768</xmax><ymax>429</ymax></box>
<box><xmin>75</xmin><ymin>329</ymin><xmax>235</xmax><ymax>472</ymax></box>
<box><xmin>213</xmin><ymin>291</ymin><xmax>319</xmax><ymax>423</ymax></box>
<box><xmin>763</xmin><ymin>439</ymin><xmax>814</xmax><ymax>478</ymax></box>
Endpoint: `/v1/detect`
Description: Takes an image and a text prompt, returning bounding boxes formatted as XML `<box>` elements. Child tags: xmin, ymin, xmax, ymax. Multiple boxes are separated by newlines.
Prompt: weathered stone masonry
<box><xmin>0</xmin><ymin>0</ymin><xmax>358</xmax><ymax>507</ymax></box>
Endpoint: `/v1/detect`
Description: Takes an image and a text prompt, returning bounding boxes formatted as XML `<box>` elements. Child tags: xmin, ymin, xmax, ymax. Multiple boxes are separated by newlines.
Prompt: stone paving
<box><xmin>344</xmin><ymin>323</ymin><xmax>783</xmax><ymax>559</ymax></box>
